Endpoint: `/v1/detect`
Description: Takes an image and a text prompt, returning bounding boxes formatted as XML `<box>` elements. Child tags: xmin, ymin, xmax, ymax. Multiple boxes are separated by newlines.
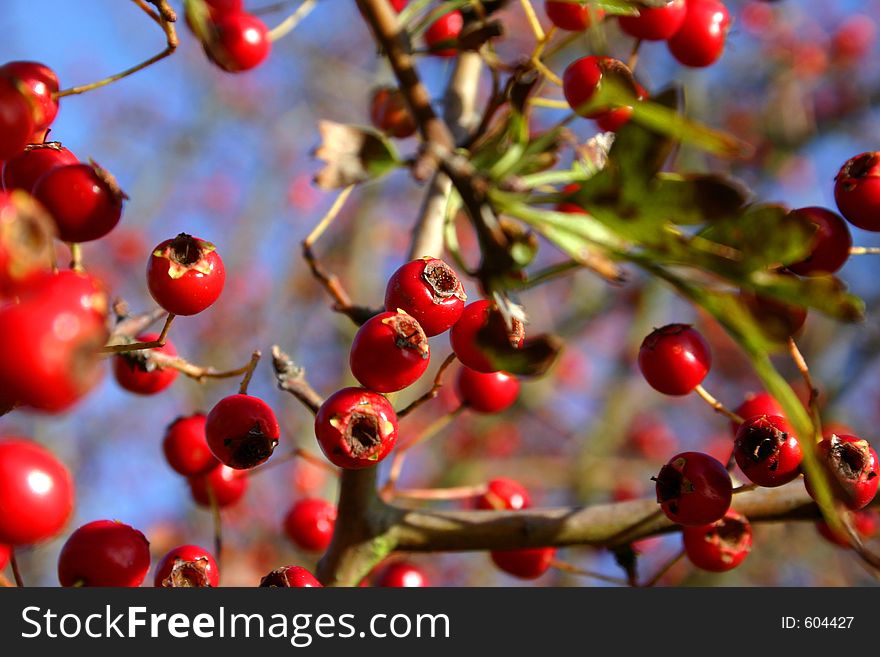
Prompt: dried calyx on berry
<box><xmin>314</xmin><ymin>388</ymin><xmax>398</xmax><ymax>469</ymax></box>
<box><xmin>808</xmin><ymin>434</ymin><xmax>879</xmax><ymax>510</ymax></box>
<box><xmin>259</xmin><ymin>566</ymin><xmax>322</xmax><ymax>588</ymax></box>
<box><xmin>157</xmin><ymin>233</ymin><xmax>218</xmax><ymax>279</ymax></box>
<box><xmin>160</xmin><ymin>556</ymin><xmax>214</xmax><ymax>588</ymax></box>
<box><xmin>733</xmin><ymin>415</ymin><xmax>802</xmax><ymax>487</ymax></box>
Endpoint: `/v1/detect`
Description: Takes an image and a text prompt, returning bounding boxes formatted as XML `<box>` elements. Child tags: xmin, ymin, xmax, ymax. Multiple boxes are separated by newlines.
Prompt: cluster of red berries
<box><xmin>187</xmin><ymin>0</ymin><xmax>271</xmax><ymax>73</ymax></box>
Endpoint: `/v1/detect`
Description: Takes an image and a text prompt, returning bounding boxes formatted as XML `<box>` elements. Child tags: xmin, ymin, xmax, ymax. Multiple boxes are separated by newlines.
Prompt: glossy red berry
<box><xmin>682</xmin><ymin>510</ymin><xmax>752</xmax><ymax>572</ymax></box>
<box><xmin>154</xmin><ymin>544</ymin><xmax>219</xmax><ymax>587</ymax></box>
<box><xmin>0</xmin><ymin>190</ymin><xmax>56</xmax><ymax>297</ymax></box>
<box><xmin>58</xmin><ymin>520</ymin><xmax>151</xmax><ymax>587</ymax></box>
<box><xmin>0</xmin><ymin>61</ymin><xmax>60</xmax><ymax>135</ymax></box>
<box><xmin>733</xmin><ymin>415</ymin><xmax>802</xmax><ymax>488</ymax></box>
<box><xmin>556</xmin><ymin>183</ymin><xmax>587</xmax><ymax>215</ymax></box>
<box><xmin>562</xmin><ymin>56</ymin><xmax>604</xmax><ymax>116</ymax></box>
<box><xmin>667</xmin><ymin>0</ymin><xmax>731</xmax><ymax>68</ymax></box>
<box><xmin>638</xmin><ymin>324</ymin><xmax>711</xmax><ymax>396</ymax></box>
<box><xmin>260</xmin><ymin>566</ymin><xmax>322</xmax><ymax>587</ymax></box>
<box><xmin>375</xmin><ymin>561</ymin><xmax>429</xmax><ymax>587</ymax></box>
<box><xmin>0</xmin><ymin>437</ymin><xmax>74</xmax><ymax>545</ymax></box>
<box><xmin>786</xmin><ymin>207</ymin><xmax>851</xmax><ymax>276</ymax></box>
<box><xmin>455</xmin><ymin>367</ymin><xmax>519</xmax><ymax>414</ymax></box>
<box><xmin>834</xmin><ymin>152</ymin><xmax>880</xmax><ymax>231</ymax></box>
<box><xmin>544</xmin><ymin>1</ymin><xmax>603</xmax><ymax>31</ymax></box>
<box><xmin>163</xmin><ymin>413</ymin><xmax>218</xmax><ymax>476</ymax></box>
<box><xmin>283</xmin><ymin>498</ymin><xmax>336</xmax><ymax>552</ymax></box>
<box><xmin>18</xmin><ymin>269</ymin><xmax>108</xmax><ymax>321</ymax></box>
<box><xmin>113</xmin><ymin>334</ymin><xmax>179</xmax><ymax>396</ymax></box>
<box><xmin>424</xmin><ymin>10</ymin><xmax>463</xmax><ymax>57</ymax></box>
<box><xmin>2</xmin><ymin>142</ymin><xmax>78</xmax><ymax>192</ymax></box>
<box><xmin>654</xmin><ymin>451</ymin><xmax>732</xmax><ymax>525</ymax></box>
<box><xmin>476</xmin><ymin>477</ymin><xmax>531</xmax><ymax>510</ymax></box>
<box><xmin>730</xmin><ymin>391</ymin><xmax>784</xmax><ymax>435</ymax></box>
<box><xmin>490</xmin><ymin>547</ymin><xmax>556</xmax><ymax>579</ymax></box>
<box><xmin>619</xmin><ymin>0</ymin><xmax>687</xmax><ymax>40</ymax></box>
<box><xmin>206</xmin><ymin>394</ymin><xmax>280</xmax><ymax>470</ymax></box>
<box><xmin>350</xmin><ymin>311</ymin><xmax>430</xmax><ymax>393</ymax></box>
<box><xmin>816</xmin><ymin>510</ymin><xmax>877</xmax><ymax>548</ymax></box>
<box><xmin>389</xmin><ymin>0</ymin><xmax>408</xmax><ymax>11</ymax></box>
<box><xmin>449</xmin><ymin>300</ymin><xmax>524</xmax><ymax>373</ymax></box>
<box><xmin>147</xmin><ymin>233</ymin><xmax>226</xmax><ymax>316</ymax></box>
<box><xmin>207</xmin><ymin>12</ymin><xmax>271</xmax><ymax>72</ymax></box>
<box><xmin>370</xmin><ymin>87</ymin><xmax>417</xmax><ymax>139</ymax></box>
<box><xmin>805</xmin><ymin>434</ymin><xmax>879</xmax><ymax>510</ymax></box>
<box><xmin>0</xmin><ymin>77</ymin><xmax>35</xmax><ymax>160</ymax></box>
<box><xmin>32</xmin><ymin>162</ymin><xmax>125</xmax><ymax>243</ymax></box>
<box><xmin>384</xmin><ymin>257</ymin><xmax>467</xmax><ymax>336</ymax></box>
<box><xmin>314</xmin><ymin>387</ymin><xmax>398</xmax><ymax>470</ymax></box>
<box><xmin>189</xmin><ymin>464</ymin><xmax>248</xmax><ymax>508</ymax></box>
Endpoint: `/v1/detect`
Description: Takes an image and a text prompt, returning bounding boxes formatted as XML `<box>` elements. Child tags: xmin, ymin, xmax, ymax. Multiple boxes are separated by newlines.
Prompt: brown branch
<box><xmin>396</xmin><ymin>353</ymin><xmax>457</xmax><ymax>418</ymax></box>
<box><xmin>693</xmin><ymin>384</ymin><xmax>745</xmax><ymax>425</ymax></box>
<box><xmin>271</xmin><ymin>345</ymin><xmax>324</xmax><ymax>414</ymax></box>
<box><xmin>301</xmin><ymin>243</ymin><xmax>378</xmax><ymax>326</ymax></box>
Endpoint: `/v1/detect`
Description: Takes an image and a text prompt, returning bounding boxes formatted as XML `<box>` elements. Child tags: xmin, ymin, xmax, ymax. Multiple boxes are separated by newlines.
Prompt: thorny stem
<box><xmin>10</xmin><ymin>549</ymin><xmax>23</xmax><ymax>587</ymax></box>
<box><xmin>550</xmin><ymin>559</ymin><xmax>630</xmax><ymax>586</ymax></box>
<box><xmin>101</xmin><ymin>313</ymin><xmax>175</xmax><ymax>354</ymax></box>
<box><xmin>266</xmin><ymin>0</ymin><xmax>317</xmax><ymax>41</ymax></box>
<box><xmin>693</xmin><ymin>384</ymin><xmax>745</xmax><ymax>425</ymax></box>
<box><xmin>396</xmin><ymin>353</ymin><xmax>457</xmax><ymax>418</ymax></box>
<box><xmin>237</xmin><ymin>350</ymin><xmax>262</xmax><ymax>395</ymax></box>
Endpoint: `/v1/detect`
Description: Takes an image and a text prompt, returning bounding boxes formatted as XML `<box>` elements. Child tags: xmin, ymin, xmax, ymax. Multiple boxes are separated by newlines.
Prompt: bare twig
<box><xmin>396</xmin><ymin>353</ymin><xmax>457</xmax><ymax>418</ymax></box>
<box><xmin>693</xmin><ymin>384</ymin><xmax>745</xmax><ymax>425</ymax></box>
<box><xmin>550</xmin><ymin>559</ymin><xmax>630</xmax><ymax>586</ymax></box>
<box><xmin>640</xmin><ymin>548</ymin><xmax>686</xmax><ymax>587</ymax></box>
<box><xmin>266</xmin><ymin>0</ymin><xmax>317</xmax><ymax>41</ymax></box>
<box><xmin>271</xmin><ymin>345</ymin><xmax>324</xmax><ymax>414</ymax></box>
<box><xmin>10</xmin><ymin>550</ymin><xmax>23</xmax><ymax>587</ymax></box>
<box><xmin>237</xmin><ymin>350</ymin><xmax>262</xmax><ymax>395</ymax></box>
<box><xmin>101</xmin><ymin>313</ymin><xmax>175</xmax><ymax>354</ymax></box>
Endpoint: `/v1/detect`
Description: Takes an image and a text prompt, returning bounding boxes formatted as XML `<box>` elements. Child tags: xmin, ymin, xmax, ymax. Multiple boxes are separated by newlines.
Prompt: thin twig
<box><xmin>208</xmin><ymin>486</ymin><xmax>223</xmax><ymax>571</ymax></box>
<box><xmin>101</xmin><ymin>313</ymin><xmax>175</xmax><ymax>354</ymax></box>
<box><xmin>149</xmin><ymin>351</ymin><xmax>262</xmax><ymax>383</ymax></box>
<box><xmin>693</xmin><ymin>384</ymin><xmax>745</xmax><ymax>424</ymax></box>
<box><xmin>10</xmin><ymin>549</ymin><xmax>23</xmax><ymax>587</ymax></box>
<box><xmin>68</xmin><ymin>243</ymin><xmax>84</xmax><ymax>272</ymax></box>
<box><xmin>788</xmin><ymin>336</ymin><xmax>822</xmax><ymax>439</ymax></box>
<box><xmin>849</xmin><ymin>246</ymin><xmax>880</xmax><ymax>255</ymax></box>
<box><xmin>640</xmin><ymin>548</ymin><xmax>686</xmax><ymax>587</ymax></box>
<box><xmin>396</xmin><ymin>353</ymin><xmax>457</xmax><ymax>418</ymax></box>
<box><xmin>250</xmin><ymin>446</ymin><xmax>338</xmax><ymax>477</ymax></box>
<box><xmin>238</xmin><ymin>350</ymin><xmax>262</xmax><ymax>395</ymax></box>
<box><xmin>266</xmin><ymin>0</ymin><xmax>317</xmax><ymax>41</ymax></box>
<box><xmin>627</xmin><ymin>38</ymin><xmax>642</xmax><ymax>71</ymax></box>
<box><xmin>392</xmin><ymin>484</ymin><xmax>488</xmax><ymax>501</ymax></box>
<box><xmin>271</xmin><ymin>345</ymin><xmax>324</xmax><ymax>414</ymax></box>
<box><xmin>550</xmin><ymin>559</ymin><xmax>629</xmax><ymax>586</ymax></box>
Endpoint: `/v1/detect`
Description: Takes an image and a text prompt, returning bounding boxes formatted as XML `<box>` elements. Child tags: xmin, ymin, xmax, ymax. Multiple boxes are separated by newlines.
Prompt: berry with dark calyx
<box><xmin>58</xmin><ymin>520</ymin><xmax>151</xmax><ymax>587</ymax></box>
<box><xmin>733</xmin><ymin>415</ymin><xmax>802</xmax><ymax>488</ymax></box>
<box><xmin>113</xmin><ymin>334</ymin><xmax>179</xmax><ymax>396</ymax></box>
<box><xmin>424</xmin><ymin>10</ymin><xmax>463</xmax><ymax>57</ymax></box>
<box><xmin>805</xmin><ymin>434</ymin><xmax>879</xmax><ymax>510</ymax></box>
<box><xmin>206</xmin><ymin>12</ymin><xmax>271</xmax><ymax>73</ymax></box>
<box><xmin>449</xmin><ymin>300</ymin><xmax>525</xmax><ymax>374</ymax></box>
<box><xmin>0</xmin><ymin>61</ymin><xmax>59</xmax><ymax>135</ymax></box>
<box><xmin>490</xmin><ymin>547</ymin><xmax>555</xmax><ymax>579</ymax></box>
<box><xmin>476</xmin><ymin>477</ymin><xmax>531</xmax><ymax>510</ymax></box>
<box><xmin>619</xmin><ymin>0</ymin><xmax>687</xmax><ymax>40</ymax></box>
<box><xmin>667</xmin><ymin>0</ymin><xmax>731</xmax><ymax>68</ymax></box>
<box><xmin>2</xmin><ymin>142</ymin><xmax>78</xmax><ymax>192</ymax></box>
<box><xmin>283</xmin><ymin>498</ymin><xmax>336</xmax><ymax>552</ymax></box>
<box><xmin>834</xmin><ymin>152</ymin><xmax>880</xmax><ymax>231</ymax></box>
<box><xmin>638</xmin><ymin>324</ymin><xmax>711</xmax><ymax>396</ymax></box>
<box><xmin>154</xmin><ymin>544</ymin><xmax>219</xmax><ymax>587</ymax></box>
<box><xmin>654</xmin><ymin>451</ymin><xmax>732</xmax><ymax>525</ymax></box>
<box><xmin>147</xmin><ymin>233</ymin><xmax>226</xmax><ymax>316</ymax></box>
<box><xmin>0</xmin><ymin>437</ymin><xmax>74</xmax><ymax>545</ymax></box>
<box><xmin>544</xmin><ymin>1</ymin><xmax>603</xmax><ymax>31</ymax></box>
<box><xmin>682</xmin><ymin>510</ymin><xmax>752</xmax><ymax>572</ymax></box>
<box><xmin>32</xmin><ymin>162</ymin><xmax>126</xmax><ymax>242</ymax></box>
<box><xmin>369</xmin><ymin>87</ymin><xmax>417</xmax><ymax>139</ymax></box>
<box><xmin>730</xmin><ymin>391</ymin><xmax>784</xmax><ymax>435</ymax></box>
<box><xmin>0</xmin><ymin>190</ymin><xmax>56</xmax><ymax>297</ymax></box>
<box><xmin>0</xmin><ymin>77</ymin><xmax>35</xmax><ymax>160</ymax></box>
<box><xmin>189</xmin><ymin>464</ymin><xmax>248</xmax><ymax>508</ymax></box>
<box><xmin>384</xmin><ymin>257</ymin><xmax>467</xmax><ymax>336</ymax></box>
<box><xmin>350</xmin><ymin>311</ymin><xmax>430</xmax><ymax>393</ymax></box>
<box><xmin>375</xmin><ymin>561</ymin><xmax>429</xmax><ymax>587</ymax></box>
<box><xmin>455</xmin><ymin>367</ymin><xmax>519</xmax><ymax>414</ymax></box>
<box><xmin>260</xmin><ymin>566</ymin><xmax>322</xmax><ymax>587</ymax></box>
<box><xmin>206</xmin><ymin>394</ymin><xmax>280</xmax><ymax>470</ymax></box>
<box><xmin>786</xmin><ymin>207</ymin><xmax>851</xmax><ymax>276</ymax></box>
<box><xmin>816</xmin><ymin>510</ymin><xmax>877</xmax><ymax>548</ymax></box>
<box><xmin>315</xmin><ymin>388</ymin><xmax>398</xmax><ymax>469</ymax></box>
<box><xmin>163</xmin><ymin>413</ymin><xmax>218</xmax><ymax>476</ymax></box>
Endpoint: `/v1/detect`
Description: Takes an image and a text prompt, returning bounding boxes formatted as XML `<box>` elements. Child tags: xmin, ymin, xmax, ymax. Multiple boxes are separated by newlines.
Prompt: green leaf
<box><xmin>649</xmin><ymin>173</ymin><xmax>749</xmax><ymax>226</ymax></box>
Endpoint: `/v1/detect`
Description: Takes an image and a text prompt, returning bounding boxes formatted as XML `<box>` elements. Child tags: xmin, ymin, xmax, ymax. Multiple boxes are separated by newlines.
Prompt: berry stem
<box><xmin>251</xmin><ymin>446</ymin><xmax>338</xmax><ymax>477</ymax></box>
<box><xmin>303</xmin><ymin>185</ymin><xmax>354</xmax><ymax>249</ymax></box>
<box><xmin>391</xmin><ymin>484</ymin><xmax>489</xmax><ymax>501</ymax></box>
<box><xmin>693</xmin><ymin>384</ymin><xmax>745</xmax><ymax>424</ymax></box>
<box><xmin>271</xmin><ymin>345</ymin><xmax>325</xmax><ymax>414</ymax></box>
<box><xmin>67</xmin><ymin>242</ymin><xmax>83</xmax><ymax>273</ymax></box>
<box><xmin>251</xmin><ymin>0</ymin><xmax>299</xmax><ymax>15</ymax></box>
<box><xmin>518</xmin><ymin>0</ymin><xmax>546</xmax><ymax>42</ymax></box>
<box><xmin>849</xmin><ymin>246</ymin><xmax>880</xmax><ymax>255</ymax></box>
<box><xmin>627</xmin><ymin>38</ymin><xmax>643</xmax><ymax>71</ymax></box>
<box><xmin>549</xmin><ymin>559</ymin><xmax>630</xmax><ymax>586</ymax></box>
<box><xmin>9</xmin><ymin>549</ymin><xmax>23</xmax><ymax>587</ymax></box>
<box><xmin>101</xmin><ymin>313</ymin><xmax>175</xmax><ymax>354</ymax></box>
<box><xmin>396</xmin><ymin>352</ymin><xmax>457</xmax><ymax>418</ymax></box>
<box><xmin>150</xmin><ymin>350</ymin><xmax>266</xmax><ymax>383</ymax></box>
<box><xmin>237</xmin><ymin>350</ymin><xmax>262</xmax><ymax>395</ymax></box>
<box><xmin>207</xmin><ymin>485</ymin><xmax>223</xmax><ymax>571</ymax></box>
<box><xmin>640</xmin><ymin>548</ymin><xmax>685</xmax><ymax>588</ymax></box>
<box><xmin>266</xmin><ymin>0</ymin><xmax>316</xmax><ymax>42</ymax></box>
<box><xmin>529</xmin><ymin>97</ymin><xmax>571</xmax><ymax>109</ymax></box>
<box><xmin>787</xmin><ymin>337</ymin><xmax>822</xmax><ymax>441</ymax></box>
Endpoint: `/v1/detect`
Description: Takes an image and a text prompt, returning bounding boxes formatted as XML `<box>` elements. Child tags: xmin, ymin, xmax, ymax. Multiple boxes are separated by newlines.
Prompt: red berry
<box><xmin>0</xmin><ymin>543</ymin><xmax>9</xmax><ymax>571</ymax></box>
<box><xmin>449</xmin><ymin>300</ymin><xmax>524</xmax><ymax>373</ymax></box>
<box><xmin>370</xmin><ymin>87</ymin><xmax>417</xmax><ymax>139</ymax></box>
<box><xmin>260</xmin><ymin>565</ymin><xmax>322</xmax><ymax>587</ymax></box>
<box><xmin>0</xmin><ymin>437</ymin><xmax>74</xmax><ymax>545</ymax></box>
<box><xmin>314</xmin><ymin>387</ymin><xmax>398</xmax><ymax>470</ymax></box>
<box><xmin>562</xmin><ymin>56</ymin><xmax>603</xmax><ymax>116</ymax></box>
<box><xmin>0</xmin><ymin>77</ymin><xmax>35</xmax><ymax>160</ymax></box>
<box><xmin>638</xmin><ymin>324</ymin><xmax>711</xmax><ymax>396</ymax></box>
<box><xmin>682</xmin><ymin>510</ymin><xmax>752</xmax><ymax>572</ymax></box>
<box><xmin>834</xmin><ymin>152</ymin><xmax>880</xmax><ymax>231</ymax></box>
<box><xmin>619</xmin><ymin>0</ymin><xmax>687</xmax><ymax>40</ymax></box>
<box><xmin>476</xmin><ymin>477</ymin><xmax>531</xmax><ymax>510</ymax></box>
<box><xmin>389</xmin><ymin>0</ymin><xmax>408</xmax><ymax>11</ymax></box>
<box><xmin>654</xmin><ymin>451</ymin><xmax>732</xmax><ymax>525</ymax></box>
<box><xmin>207</xmin><ymin>12</ymin><xmax>271</xmax><ymax>73</ymax></box>
<box><xmin>185</xmin><ymin>0</ymin><xmax>244</xmax><ymax>35</ymax></box>
<box><xmin>667</xmin><ymin>0</ymin><xmax>731</xmax><ymax>68</ymax></box>
<box><xmin>375</xmin><ymin>561</ymin><xmax>429</xmax><ymax>587</ymax></box>
<box><xmin>384</xmin><ymin>257</ymin><xmax>467</xmax><ymax>336</ymax></box>
<box><xmin>786</xmin><ymin>207</ymin><xmax>851</xmax><ymax>276</ymax></box>
<box><xmin>113</xmin><ymin>333</ymin><xmax>179</xmax><ymax>396</ymax></box>
<box><xmin>831</xmin><ymin>15</ymin><xmax>876</xmax><ymax>63</ymax></box>
<box><xmin>816</xmin><ymin>510</ymin><xmax>877</xmax><ymax>548</ymax></box>
<box><xmin>0</xmin><ymin>61</ymin><xmax>60</xmax><ymax>135</ymax></box>
<box><xmin>556</xmin><ymin>183</ymin><xmax>587</xmax><ymax>215</ymax></box>
<box><xmin>733</xmin><ymin>415</ymin><xmax>802</xmax><ymax>487</ymax></box>
<box><xmin>189</xmin><ymin>464</ymin><xmax>248</xmax><ymax>508</ymax></box>
<box><xmin>16</xmin><ymin>269</ymin><xmax>109</xmax><ymax>320</ymax></box>
<box><xmin>627</xmin><ymin>415</ymin><xmax>679</xmax><ymax>460</ymax></box>
<box><xmin>730</xmin><ymin>391</ymin><xmax>784</xmax><ymax>435</ymax></box>
<box><xmin>206</xmin><ymin>394</ymin><xmax>280</xmax><ymax>470</ymax></box>
<box><xmin>350</xmin><ymin>311</ymin><xmax>430</xmax><ymax>393</ymax></box>
<box><xmin>163</xmin><ymin>413</ymin><xmax>218</xmax><ymax>476</ymax></box>
<box><xmin>490</xmin><ymin>547</ymin><xmax>555</xmax><ymax>579</ymax></box>
<box><xmin>0</xmin><ymin>190</ymin><xmax>56</xmax><ymax>297</ymax></box>
<box><xmin>154</xmin><ymin>544</ymin><xmax>219</xmax><ymax>587</ymax></box>
<box><xmin>544</xmin><ymin>1</ymin><xmax>603</xmax><ymax>31</ymax></box>
<box><xmin>424</xmin><ymin>10</ymin><xmax>463</xmax><ymax>57</ymax></box>
<box><xmin>147</xmin><ymin>233</ymin><xmax>226</xmax><ymax>316</ymax></box>
<box><xmin>58</xmin><ymin>520</ymin><xmax>151</xmax><ymax>587</ymax></box>
<box><xmin>2</xmin><ymin>142</ymin><xmax>78</xmax><ymax>192</ymax></box>
<box><xmin>455</xmin><ymin>367</ymin><xmax>519</xmax><ymax>413</ymax></box>
<box><xmin>32</xmin><ymin>162</ymin><xmax>125</xmax><ymax>243</ymax></box>
<box><xmin>283</xmin><ymin>498</ymin><xmax>336</xmax><ymax>552</ymax></box>
<box><xmin>805</xmin><ymin>434</ymin><xmax>879</xmax><ymax>510</ymax></box>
